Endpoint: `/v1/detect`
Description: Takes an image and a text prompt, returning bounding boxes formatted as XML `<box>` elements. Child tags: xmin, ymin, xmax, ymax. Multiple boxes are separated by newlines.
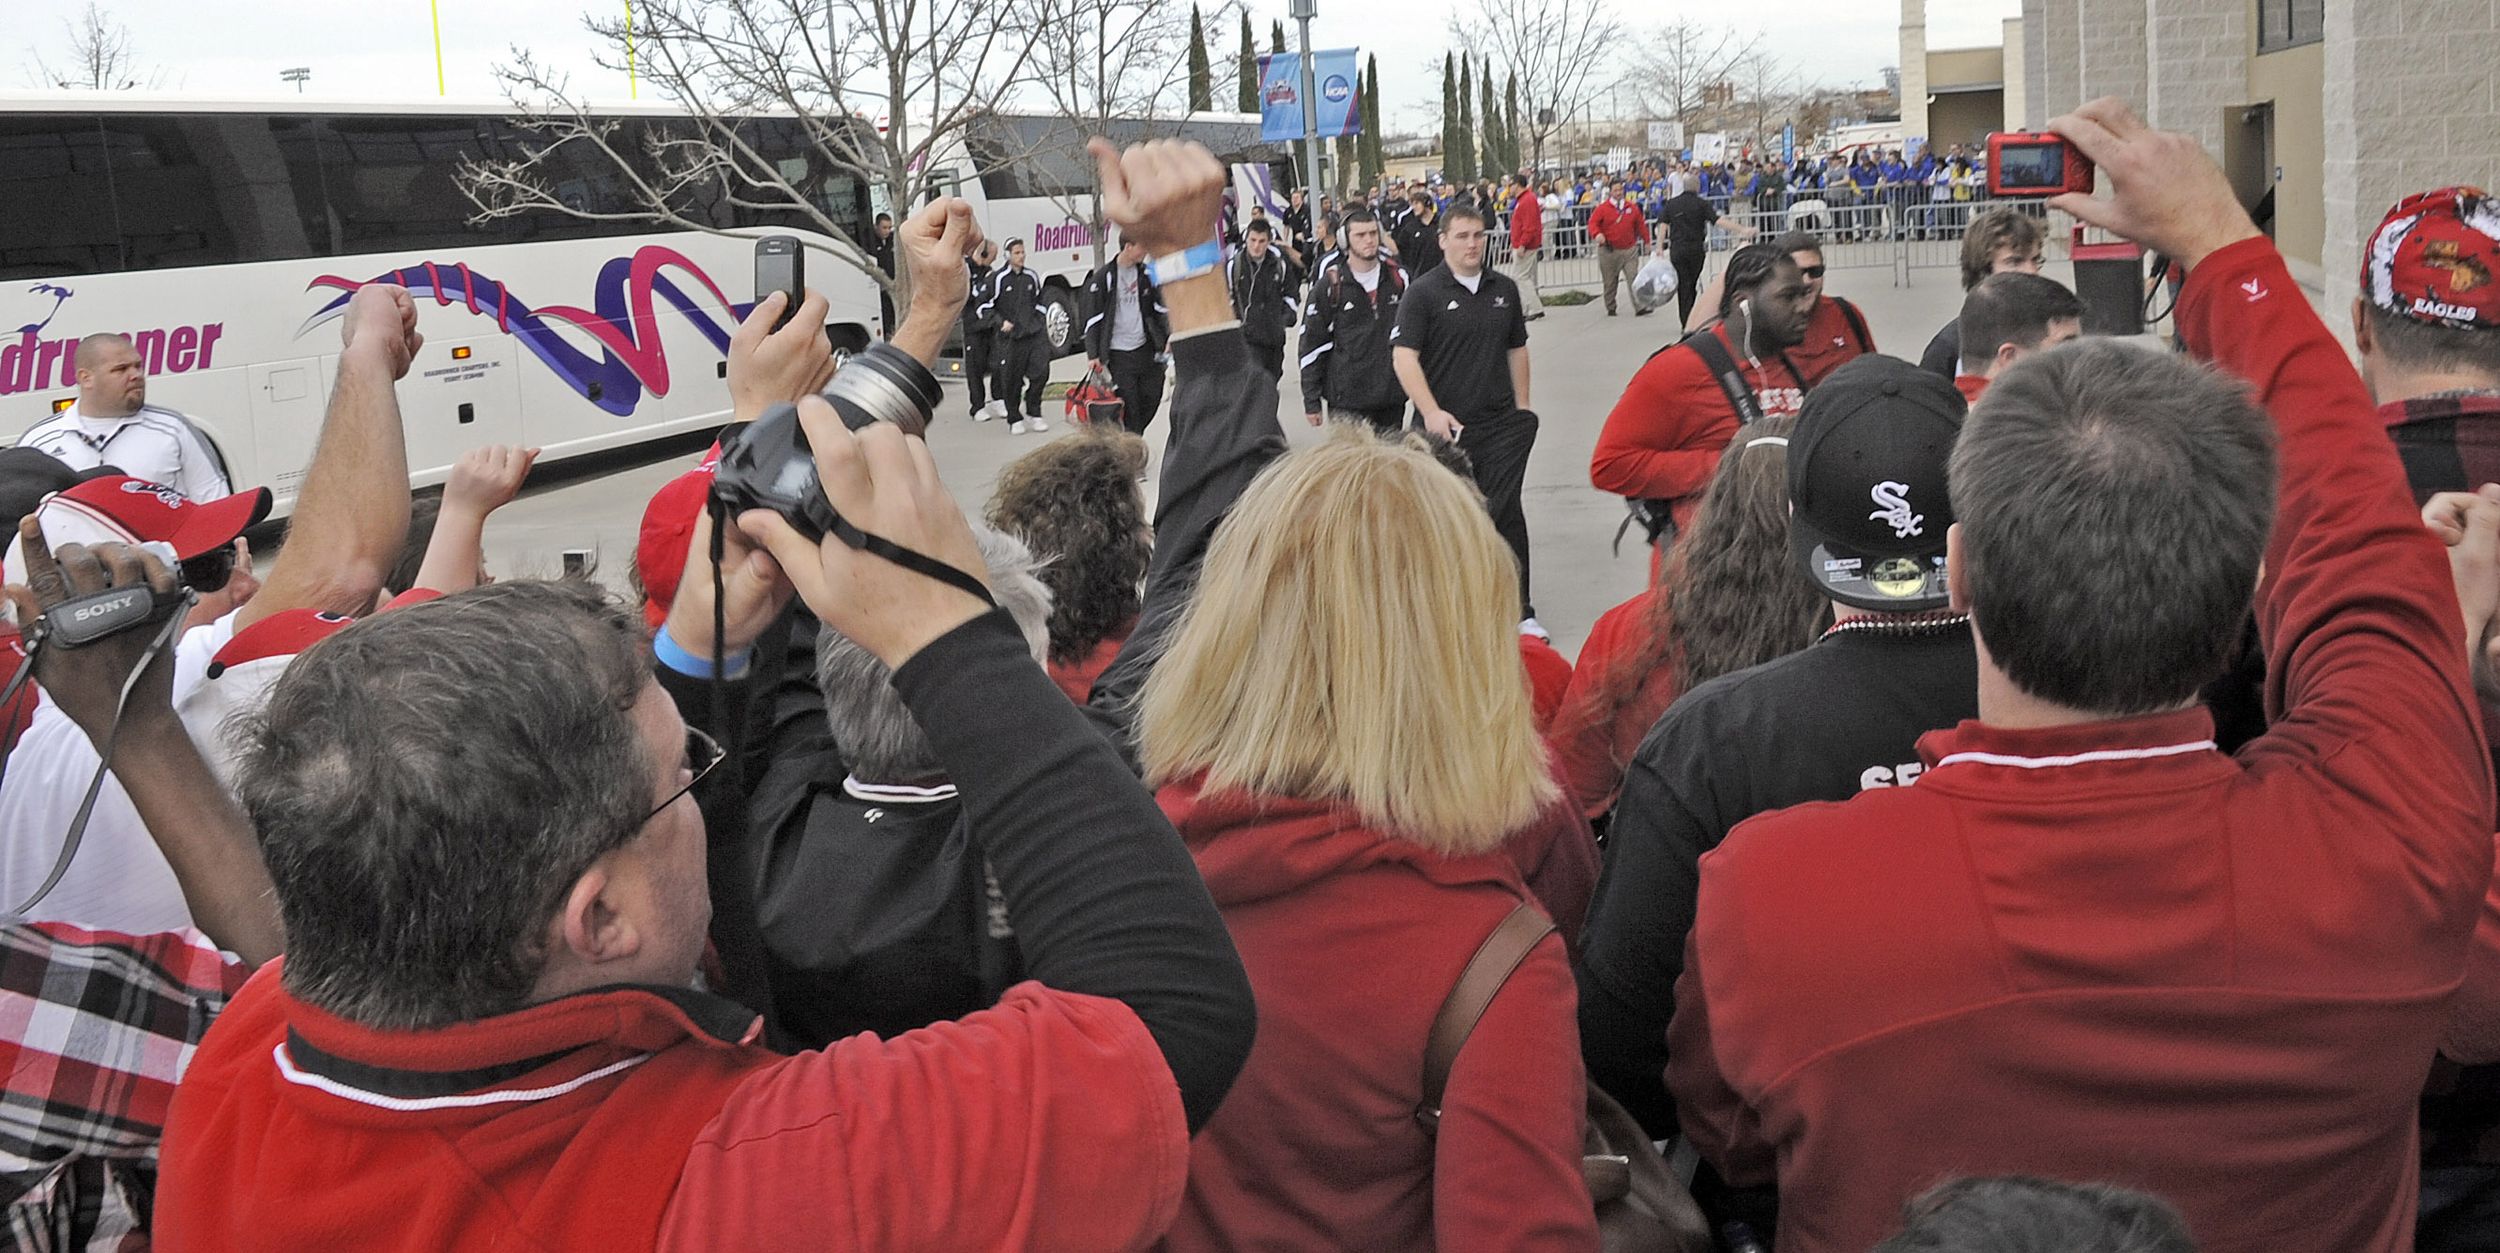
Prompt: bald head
<box><xmin>74</xmin><ymin>335</ymin><xmax>145</xmax><ymax>418</ymax></box>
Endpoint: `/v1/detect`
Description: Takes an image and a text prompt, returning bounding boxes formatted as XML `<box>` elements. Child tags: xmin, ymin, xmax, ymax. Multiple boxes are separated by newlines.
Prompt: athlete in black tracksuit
<box><xmin>1081</xmin><ymin>249</ymin><xmax>1170</xmax><ymax>435</ymax></box>
<box><xmin>961</xmin><ymin>250</ymin><xmax>1000</xmax><ymax>419</ymax></box>
<box><xmin>1227</xmin><ymin>237</ymin><xmax>1301</xmax><ymax>380</ymax></box>
<box><xmin>1298</xmin><ymin>252</ymin><xmax>1408</xmax><ymax>434</ymax></box>
<box><xmin>988</xmin><ymin>246</ymin><xmax>1051</xmax><ymax>422</ymax></box>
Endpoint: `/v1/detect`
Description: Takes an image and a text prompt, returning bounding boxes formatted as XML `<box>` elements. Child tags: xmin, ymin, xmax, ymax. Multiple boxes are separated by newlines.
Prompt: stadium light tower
<box><xmin>280</xmin><ymin>67</ymin><xmax>311</xmax><ymax>94</ymax></box>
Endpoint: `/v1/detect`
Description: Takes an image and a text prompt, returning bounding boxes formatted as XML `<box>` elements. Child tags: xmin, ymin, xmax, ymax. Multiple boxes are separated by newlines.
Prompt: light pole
<box><xmin>280</xmin><ymin>67</ymin><xmax>311</xmax><ymax>94</ymax></box>
<box><xmin>1290</xmin><ymin>0</ymin><xmax>1323</xmax><ymax>202</ymax></box>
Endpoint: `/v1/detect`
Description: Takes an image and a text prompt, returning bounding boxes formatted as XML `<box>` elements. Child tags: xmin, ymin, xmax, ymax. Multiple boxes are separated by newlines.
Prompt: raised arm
<box><xmin>7</xmin><ymin>528</ymin><xmax>281</xmax><ymax>965</ymax></box>
<box><xmin>243</xmin><ymin>285</ymin><xmax>423</xmax><ymax>629</ymax></box>
<box><xmin>410</xmin><ymin>444</ymin><xmax>538</xmax><ymax>596</ymax></box>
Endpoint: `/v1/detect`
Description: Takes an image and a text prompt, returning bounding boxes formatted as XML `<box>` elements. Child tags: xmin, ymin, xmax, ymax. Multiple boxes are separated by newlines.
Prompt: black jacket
<box><xmin>1391</xmin><ymin>212</ymin><xmax>1443</xmax><ymax>277</ymax></box>
<box><xmin>962</xmin><ymin>261</ymin><xmax>999</xmax><ymax>334</ymax></box>
<box><xmin>1297</xmin><ymin>255</ymin><xmax>1408</xmax><ymax>413</ymax></box>
<box><xmin>1081</xmin><ymin>259</ymin><xmax>1168</xmax><ymax>359</ymax></box>
<box><xmin>986</xmin><ymin>264</ymin><xmax>1047</xmax><ymax>340</ymax></box>
<box><xmin>1227</xmin><ymin>249</ymin><xmax>1302</xmax><ymax>350</ymax></box>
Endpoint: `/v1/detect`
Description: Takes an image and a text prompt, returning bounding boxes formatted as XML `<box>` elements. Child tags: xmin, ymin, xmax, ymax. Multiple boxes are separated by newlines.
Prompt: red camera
<box><xmin>1985</xmin><ymin>132</ymin><xmax>2095</xmax><ymax>198</ymax></box>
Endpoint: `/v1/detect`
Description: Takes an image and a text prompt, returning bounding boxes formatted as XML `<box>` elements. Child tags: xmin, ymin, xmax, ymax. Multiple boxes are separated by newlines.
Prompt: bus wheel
<box><xmin>1042</xmin><ymin>287</ymin><xmax>1079</xmax><ymax>357</ymax></box>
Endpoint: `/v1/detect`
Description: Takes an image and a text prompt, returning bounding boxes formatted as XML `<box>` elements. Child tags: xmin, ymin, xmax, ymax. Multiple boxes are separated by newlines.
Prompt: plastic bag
<box><xmin>1631</xmin><ymin>255</ymin><xmax>1676</xmax><ymax>314</ymax></box>
<box><xmin>1065</xmin><ymin>365</ymin><xmax>1124</xmax><ymax>427</ymax></box>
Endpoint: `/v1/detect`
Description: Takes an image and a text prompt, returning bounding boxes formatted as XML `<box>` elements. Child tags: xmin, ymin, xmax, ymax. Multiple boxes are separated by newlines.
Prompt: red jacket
<box><xmin>1157</xmin><ymin>782</ymin><xmax>1598</xmax><ymax>1252</ymax></box>
<box><xmin>1520</xmin><ymin>634</ymin><xmax>1574</xmax><ymax>731</ymax></box>
<box><xmin>1551</xmin><ymin>589</ymin><xmax>1679</xmax><ymax>818</ymax></box>
<box><xmin>1954</xmin><ymin>373</ymin><xmax>1989</xmax><ymax>405</ymax></box>
<box><xmin>1667</xmin><ymin>237</ymin><xmax>2497</xmax><ymax>1253</ymax></box>
<box><xmin>1510</xmin><ymin>195</ymin><xmax>1545</xmax><ymax>251</ymax></box>
<box><xmin>1588</xmin><ymin>200</ymin><xmax>1649</xmax><ymax>250</ymax></box>
<box><xmin>1590</xmin><ymin>325</ymin><xmax>1807</xmax><ymax>528</ymax></box>
<box><xmin>158</xmin><ymin>965</ymin><xmax>1189</xmax><ymax>1251</ymax></box>
<box><xmin>1784</xmin><ymin>296</ymin><xmax>1874</xmax><ymax>386</ymax></box>
<box><xmin>1048</xmin><ymin>618</ymin><xmax>1135</xmax><ymax>705</ymax></box>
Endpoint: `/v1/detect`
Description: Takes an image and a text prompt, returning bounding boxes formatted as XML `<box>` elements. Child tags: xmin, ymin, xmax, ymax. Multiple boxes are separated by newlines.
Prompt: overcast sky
<box><xmin>12</xmin><ymin>0</ymin><xmax>2020</xmax><ymax>133</ymax></box>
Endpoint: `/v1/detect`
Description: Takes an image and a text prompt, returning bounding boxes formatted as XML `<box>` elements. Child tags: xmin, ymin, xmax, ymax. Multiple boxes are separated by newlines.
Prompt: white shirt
<box><xmin>1454</xmin><ymin>271</ymin><xmax>1484</xmax><ymax>294</ymax></box>
<box><xmin>0</xmin><ymin>610</ymin><xmax>272</xmax><ymax>934</ymax></box>
<box><xmin>1352</xmin><ymin>262</ymin><xmax>1383</xmax><ymax>294</ymax></box>
<box><xmin>1111</xmin><ymin>264</ymin><xmax>1147</xmax><ymax>352</ymax></box>
<box><xmin>18</xmin><ymin>405</ymin><xmax>232</xmax><ymax>501</ymax></box>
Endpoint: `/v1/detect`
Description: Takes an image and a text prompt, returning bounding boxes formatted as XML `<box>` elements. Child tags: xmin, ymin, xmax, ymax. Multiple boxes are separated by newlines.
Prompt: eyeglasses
<box><xmin>641</xmin><ymin>726</ymin><xmax>724</xmax><ymax>827</ymax></box>
<box><xmin>1798</xmin><ymin>265</ymin><xmax>1827</xmax><ymax>280</ymax></box>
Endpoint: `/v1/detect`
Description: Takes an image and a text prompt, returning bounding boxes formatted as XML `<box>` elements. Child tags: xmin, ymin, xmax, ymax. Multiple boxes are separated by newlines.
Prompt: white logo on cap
<box><xmin>118</xmin><ymin>480</ymin><xmax>187</xmax><ymax>510</ymax></box>
<box><xmin>1869</xmin><ymin>481</ymin><xmax>1923</xmax><ymax>538</ymax></box>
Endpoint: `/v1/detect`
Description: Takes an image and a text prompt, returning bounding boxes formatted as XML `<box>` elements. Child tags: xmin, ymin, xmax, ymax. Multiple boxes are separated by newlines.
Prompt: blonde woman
<box><xmin>1143</xmin><ymin>426</ymin><xmax>1598</xmax><ymax>1252</ymax></box>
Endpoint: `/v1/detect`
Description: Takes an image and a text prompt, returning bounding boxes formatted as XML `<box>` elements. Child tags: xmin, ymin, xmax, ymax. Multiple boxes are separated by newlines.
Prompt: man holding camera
<box><xmin>1665</xmin><ymin>100</ymin><xmax>2500</xmax><ymax>1253</ymax></box>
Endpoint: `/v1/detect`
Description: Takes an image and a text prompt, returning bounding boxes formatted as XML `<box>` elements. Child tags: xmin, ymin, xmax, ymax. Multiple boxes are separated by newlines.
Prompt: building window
<box><xmin>2256</xmin><ymin>0</ymin><xmax>2323</xmax><ymax>53</ymax></box>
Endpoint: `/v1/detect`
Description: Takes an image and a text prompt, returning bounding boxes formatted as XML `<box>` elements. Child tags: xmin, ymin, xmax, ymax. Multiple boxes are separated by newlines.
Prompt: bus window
<box><xmin>99</xmin><ymin>116</ymin><xmax>251</xmax><ymax>272</ymax></box>
<box><xmin>0</xmin><ymin>116</ymin><xmax>120</xmax><ymax>279</ymax></box>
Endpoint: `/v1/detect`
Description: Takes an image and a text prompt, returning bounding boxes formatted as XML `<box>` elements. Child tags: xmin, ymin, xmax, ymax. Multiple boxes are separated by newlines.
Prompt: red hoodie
<box><xmin>1156</xmin><ymin>782</ymin><xmax>1599</xmax><ymax>1252</ymax></box>
<box><xmin>1667</xmin><ymin>237</ymin><xmax>2498</xmax><ymax>1253</ymax></box>
<box><xmin>1550</xmin><ymin>588</ymin><xmax>1679</xmax><ymax>818</ymax></box>
<box><xmin>1590</xmin><ymin>325</ymin><xmax>1806</xmax><ymax>531</ymax></box>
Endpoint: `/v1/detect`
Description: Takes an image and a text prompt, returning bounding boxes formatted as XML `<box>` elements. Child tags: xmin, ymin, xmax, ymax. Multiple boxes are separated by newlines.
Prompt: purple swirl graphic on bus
<box><xmin>302</xmin><ymin>246</ymin><xmax>751</xmax><ymax>417</ymax></box>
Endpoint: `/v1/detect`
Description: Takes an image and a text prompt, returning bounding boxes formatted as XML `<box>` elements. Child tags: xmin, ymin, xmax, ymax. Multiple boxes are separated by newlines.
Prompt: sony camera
<box><xmin>711</xmin><ymin>340</ymin><xmax>944</xmax><ymax>545</ymax></box>
<box><xmin>1986</xmin><ymin>132</ymin><xmax>2096</xmax><ymax>198</ymax></box>
<box><xmin>28</xmin><ymin>539</ymin><xmax>193</xmax><ymax>650</ymax></box>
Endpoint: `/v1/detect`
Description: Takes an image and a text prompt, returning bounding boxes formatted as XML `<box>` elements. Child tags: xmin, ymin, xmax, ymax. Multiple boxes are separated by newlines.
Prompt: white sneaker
<box><xmin>1028</xmin><ymin>415</ymin><xmax>1051</xmax><ymax>432</ymax></box>
<box><xmin>972</xmin><ymin>406</ymin><xmax>995</xmax><ymax>422</ymax></box>
<box><xmin>1518</xmin><ymin>616</ymin><xmax>1549</xmax><ymax>641</ymax></box>
<box><xmin>1009</xmin><ymin>419</ymin><xmax>1030</xmax><ymax>435</ymax></box>
<box><xmin>986</xmin><ymin>399</ymin><xmax>1008</xmax><ymax>418</ymax></box>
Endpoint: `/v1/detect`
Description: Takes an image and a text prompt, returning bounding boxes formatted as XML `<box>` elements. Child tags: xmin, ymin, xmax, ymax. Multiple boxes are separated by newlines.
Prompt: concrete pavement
<box><xmin>480</xmin><ymin>258</ymin><xmax>2049</xmax><ymax>659</ymax></box>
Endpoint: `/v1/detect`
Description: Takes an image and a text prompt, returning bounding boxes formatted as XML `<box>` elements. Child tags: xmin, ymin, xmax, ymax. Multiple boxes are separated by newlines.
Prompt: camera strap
<box><xmin>8</xmin><ymin>602</ymin><xmax>190</xmax><ymax>918</ymax></box>
<box><xmin>823</xmin><ymin>514</ymin><xmax>997</xmax><ymax>608</ymax></box>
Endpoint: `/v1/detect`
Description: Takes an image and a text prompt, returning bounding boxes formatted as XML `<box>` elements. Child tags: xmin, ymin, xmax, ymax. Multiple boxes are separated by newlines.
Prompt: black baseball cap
<box><xmin>0</xmin><ymin>448</ymin><xmax>117</xmax><ymax>535</ymax></box>
<box><xmin>1787</xmin><ymin>355</ymin><xmax>1968</xmax><ymax>612</ymax></box>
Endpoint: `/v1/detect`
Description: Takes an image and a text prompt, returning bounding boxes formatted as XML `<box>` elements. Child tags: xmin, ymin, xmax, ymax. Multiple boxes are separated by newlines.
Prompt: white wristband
<box><xmin>1150</xmin><ymin>239</ymin><xmax>1225</xmax><ymax>286</ymax></box>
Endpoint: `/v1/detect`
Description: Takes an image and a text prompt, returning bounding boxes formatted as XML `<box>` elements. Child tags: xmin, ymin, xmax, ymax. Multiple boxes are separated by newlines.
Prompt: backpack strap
<box><xmin>1837</xmin><ymin>297</ymin><xmax>1874</xmax><ymax>353</ymax></box>
<box><xmin>1418</xmin><ymin>901</ymin><xmax>1558</xmax><ymax>1130</ymax></box>
<box><xmin>1682</xmin><ymin>330</ymin><xmax>1769</xmax><ymax>426</ymax></box>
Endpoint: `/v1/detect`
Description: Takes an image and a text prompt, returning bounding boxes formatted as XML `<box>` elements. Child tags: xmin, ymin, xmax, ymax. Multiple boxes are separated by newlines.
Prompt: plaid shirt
<box><xmin>0</xmin><ymin>923</ymin><xmax>246</xmax><ymax>1251</ymax></box>
<box><xmin>2384</xmin><ymin>390</ymin><xmax>2500</xmax><ymax>503</ymax></box>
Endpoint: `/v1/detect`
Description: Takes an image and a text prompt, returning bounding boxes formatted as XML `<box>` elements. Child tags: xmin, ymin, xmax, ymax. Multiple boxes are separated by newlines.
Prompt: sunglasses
<box><xmin>641</xmin><ymin>725</ymin><xmax>724</xmax><ymax>827</ymax></box>
<box><xmin>1798</xmin><ymin>265</ymin><xmax>1827</xmax><ymax>280</ymax></box>
<box><xmin>179</xmin><ymin>542</ymin><xmax>236</xmax><ymax>593</ymax></box>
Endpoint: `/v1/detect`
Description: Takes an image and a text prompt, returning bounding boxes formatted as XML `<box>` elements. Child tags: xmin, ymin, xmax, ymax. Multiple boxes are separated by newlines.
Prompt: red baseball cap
<box><xmin>636</xmin><ymin>443</ymin><xmax>724</xmax><ymax>630</ymax></box>
<box><xmin>2364</xmin><ymin>187</ymin><xmax>2500</xmax><ymax>332</ymax></box>
<box><xmin>5</xmin><ymin>476</ymin><xmax>272</xmax><ymax>587</ymax></box>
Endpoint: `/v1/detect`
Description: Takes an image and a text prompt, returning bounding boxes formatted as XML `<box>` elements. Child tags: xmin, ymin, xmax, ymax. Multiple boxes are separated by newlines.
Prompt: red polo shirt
<box><xmin>1588</xmin><ymin>200</ymin><xmax>1649</xmax><ymax>250</ymax></box>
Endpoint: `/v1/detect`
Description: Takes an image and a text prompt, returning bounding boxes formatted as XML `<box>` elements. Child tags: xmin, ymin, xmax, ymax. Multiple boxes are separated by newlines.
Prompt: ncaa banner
<box><xmin>1258</xmin><ymin>50</ymin><xmax>1362</xmax><ymax>142</ymax></box>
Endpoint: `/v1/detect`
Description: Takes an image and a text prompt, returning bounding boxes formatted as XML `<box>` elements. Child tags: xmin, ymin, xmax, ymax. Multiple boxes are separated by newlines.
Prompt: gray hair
<box><xmin>233</xmin><ymin>580</ymin><xmax>651</xmax><ymax>1029</ymax></box>
<box><xmin>1950</xmin><ymin>338</ymin><xmax>2276</xmax><ymax>716</ymax></box>
<box><xmin>1874</xmin><ymin>1176</ymin><xmax>2197</xmax><ymax>1253</ymax></box>
<box><xmin>816</xmin><ymin>524</ymin><xmax>1052</xmax><ymax>781</ymax></box>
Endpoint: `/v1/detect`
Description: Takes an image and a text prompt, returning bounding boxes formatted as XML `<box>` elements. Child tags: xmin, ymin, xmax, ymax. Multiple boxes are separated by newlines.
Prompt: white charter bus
<box><xmin>0</xmin><ymin>94</ymin><xmax>884</xmax><ymax>510</ymax></box>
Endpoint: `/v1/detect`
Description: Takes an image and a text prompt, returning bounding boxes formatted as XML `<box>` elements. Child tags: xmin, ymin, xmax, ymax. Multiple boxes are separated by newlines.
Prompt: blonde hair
<box><xmin>1138</xmin><ymin>426</ymin><xmax>1556</xmax><ymax>853</ymax></box>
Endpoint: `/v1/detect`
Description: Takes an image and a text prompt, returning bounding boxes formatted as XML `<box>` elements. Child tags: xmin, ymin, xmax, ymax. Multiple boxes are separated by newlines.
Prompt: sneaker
<box><xmin>1605</xmin><ymin>308</ymin><xmax>1618</xmax><ymax>317</ymax></box>
<box><xmin>971</xmin><ymin>407</ymin><xmax>993</xmax><ymax>422</ymax></box>
<box><xmin>1519</xmin><ymin>616</ymin><xmax>1550</xmax><ymax>641</ymax></box>
<box><xmin>1635</xmin><ymin>307</ymin><xmax>1654</xmax><ymax>317</ymax></box>
<box><xmin>986</xmin><ymin>399</ymin><xmax>1008</xmax><ymax>419</ymax></box>
<box><xmin>1028</xmin><ymin>415</ymin><xmax>1051</xmax><ymax>432</ymax></box>
<box><xmin>1009</xmin><ymin>419</ymin><xmax>1030</xmax><ymax>435</ymax></box>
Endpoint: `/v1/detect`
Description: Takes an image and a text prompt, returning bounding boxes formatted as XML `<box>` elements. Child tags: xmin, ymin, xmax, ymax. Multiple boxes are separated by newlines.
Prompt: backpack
<box><xmin>1615</xmin><ymin>329</ymin><xmax>1809</xmax><ymax>551</ymax></box>
<box><xmin>1419</xmin><ymin>903</ymin><xmax>1712</xmax><ymax>1252</ymax></box>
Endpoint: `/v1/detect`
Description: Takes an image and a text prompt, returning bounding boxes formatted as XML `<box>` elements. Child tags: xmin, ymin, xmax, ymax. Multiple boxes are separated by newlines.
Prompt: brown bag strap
<box><xmin>1418</xmin><ymin>901</ymin><xmax>1557</xmax><ymax>1130</ymax></box>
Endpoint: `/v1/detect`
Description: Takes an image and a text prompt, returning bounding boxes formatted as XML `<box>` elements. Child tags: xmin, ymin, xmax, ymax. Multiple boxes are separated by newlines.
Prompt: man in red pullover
<box><xmin>1590</xmin><ymin>243</ymin><xmax>1816</xmax><ymax>544</ymax></box>
<box><xmin>1588</xmin><ymin>180</ymin><xmax>1651</xmax><ymax>316</ymax></box>
<box><xmin>1507</xmin><ymin>172</ymin><xmax>1548</xmax><ymax>320</ymax></box>
<box><xmin>1668</xmin><ymin>99</ymin><xmax>2500</xmax><ymax>1253</ymax></box>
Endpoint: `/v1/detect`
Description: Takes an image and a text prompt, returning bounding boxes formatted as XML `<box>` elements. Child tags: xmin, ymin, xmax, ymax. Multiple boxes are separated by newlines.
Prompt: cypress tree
<box><xmin>1364</xmin><ymin>55</ymin><xmax>1384</xmax><ymax>186</ymax></box>
<box><xmin>1504</xmin><ymin>73</ymin><xmax>1522</xmax><ymax>171</ymax></box>
<box><xmin>1455</xmin><ymin>57</ymin><xmax>1475</xmax><ymax>183</ymax></box>
<box><xmin>1236</xmin><ymin>12</ymin><xmax>1257</xmax><ymax>113</ymax></box>
<box><xmin>1479</xmin><ymin>59</ymin><xmax>1502</xmax><ymax>177</ymax></box>
<box><xmin>1187</xmin><ymin>7</ymin><xmax>1213</xmax><ymax>113</ymax></box>
<box><xmin>1271</xmin><ymin>19</ymin><xmax>1286</xmax><ymax>54</ymax></box>
<box><xmin>1440</xmin><ymin>53</ymin><xmax>1457</xmax><ymax>181</ymax></box>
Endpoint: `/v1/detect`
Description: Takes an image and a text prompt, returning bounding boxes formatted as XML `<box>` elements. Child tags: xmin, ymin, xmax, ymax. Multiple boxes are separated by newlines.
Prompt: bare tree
<box><xmin>1444</xmin><ymin>0</ymin><xmax>1622</xmax><ymax>177</ymax></box>
<box><xmin>457</xmin><ymin>0</ymin><xmax>1054</xmax><ymax>309</ymax></box>
<box><xmin>1731</xmin><ymin>49</ymin><xmax>1805</xmax><ymax>153</ymax></box>
<box><xmin>1628</xmin><ymin>21</ymin><xmax>1762</xmax><ymax>128</ymax></box>
<box><xmin>1028</xmin><ymin>0</ymin><xmax>1194</xmax><ymax>266</ymax></box>
<box><xmin>26</xmin><ymin>2</ymin><xmax>163</xmax><ymax>90</ymax></box>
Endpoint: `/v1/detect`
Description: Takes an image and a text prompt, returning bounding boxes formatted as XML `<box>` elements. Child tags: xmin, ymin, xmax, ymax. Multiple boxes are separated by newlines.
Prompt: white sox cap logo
<box><xmin>1869</xmin><ymin>481</ymin><xmax>1923</xmax><ymax>538</ymax></box>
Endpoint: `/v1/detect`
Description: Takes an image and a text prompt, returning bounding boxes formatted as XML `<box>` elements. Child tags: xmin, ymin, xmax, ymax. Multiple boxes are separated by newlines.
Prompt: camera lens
<box><xmin>824</xmin><ymin>342</ymin><xmax>944</xmax><ymax>437</ymax></box>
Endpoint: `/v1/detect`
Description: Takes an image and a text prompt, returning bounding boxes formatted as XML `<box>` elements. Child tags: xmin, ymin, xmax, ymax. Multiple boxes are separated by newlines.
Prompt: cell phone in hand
<box><xmin>754</xmin><ymin>236</ymin><xmax>804</xmax><ymax>330</ymax></box>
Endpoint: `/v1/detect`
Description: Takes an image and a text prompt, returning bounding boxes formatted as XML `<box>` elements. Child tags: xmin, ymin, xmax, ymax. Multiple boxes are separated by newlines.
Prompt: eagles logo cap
<box><xmin>1786</xmin><ymin>354</ymin><xmax>1968</xmax><ymax>612</ymax></box>
<box><xmin>2365</xmin><ymin>187</ymin><xmax>2500</xmax><ymax>333</ymax></box>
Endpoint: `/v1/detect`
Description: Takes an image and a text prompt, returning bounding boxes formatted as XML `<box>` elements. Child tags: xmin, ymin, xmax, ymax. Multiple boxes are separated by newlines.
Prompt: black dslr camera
<box><xmin>711</xmin><ymin>341</ymin><xmax>944</xmax><ymax>544</ymax></box>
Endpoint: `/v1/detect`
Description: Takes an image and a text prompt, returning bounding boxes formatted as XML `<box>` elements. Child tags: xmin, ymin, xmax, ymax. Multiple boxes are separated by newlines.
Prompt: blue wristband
<box><xmin>1149</xmin><ymin>239</ymin><xmax>1225</xmax><ymax>286</ymax></box>
<box><xmin>654</xmin><ymin>626</ymin><xmax>752</xmax><ymax>680</ymax></box>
